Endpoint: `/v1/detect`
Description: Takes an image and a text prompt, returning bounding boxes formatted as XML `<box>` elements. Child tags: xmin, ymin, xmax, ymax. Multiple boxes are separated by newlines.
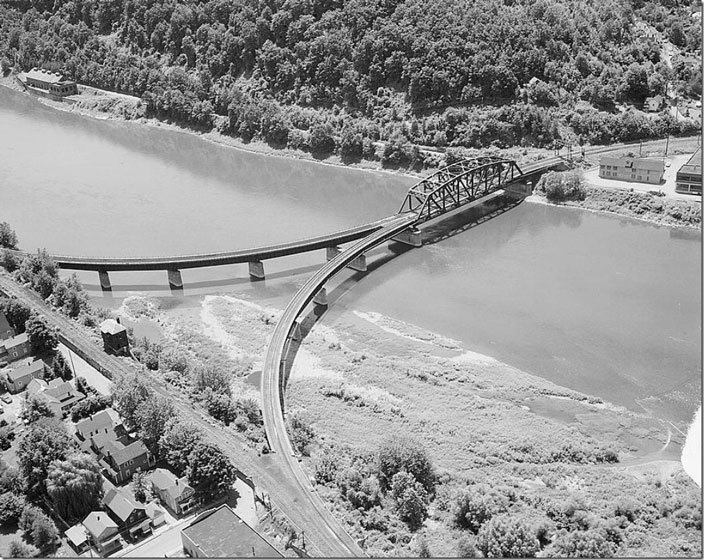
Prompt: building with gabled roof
<box><xmin>102</xmin><ymin>487</ymin><xmax>151</xmax><ymax>537</ymax></box>
<box><xmin>0</xmin><ymin>313</ymin><xmax>14</xmax><ymax>341</ymax></box>
<box><xmin>82</xmin><ymin>511</ymin><xmax>121</xmax><ymax>555</ymax></box>
<box><xmin>5</xmin><ymin>359</ymin><xmax>45</xmax><ymax>393</ymax></box>
<box><xmin>181</xmin><ymin>504</ymin><xmax>282</xmax><ymax>558</ymax></box>
<box><xmin>27</xmin><ymin>378</ymin><xmax>85</xmax><ymax>417</ymax></box>
<box><xmin>22</xmin><ymin>68</ymin><xmax>78</xmax><ymax>97</ymax></box>
<box><xmin>0</xmin><ymin>332</ymin><xmax>30</xmax><ymax>364</ymax></box>
<box><xmin>151</xmin><ymin>468</ymin><xmax>197</xmax><ymax>516</ymax></box>
<box><xmin>75</xmin><ymin>408</ymin><xmax>125</xmax><ymax>441</ymax></box>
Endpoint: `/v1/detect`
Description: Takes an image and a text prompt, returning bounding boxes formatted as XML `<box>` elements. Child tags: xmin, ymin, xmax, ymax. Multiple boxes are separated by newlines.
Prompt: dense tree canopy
<box><xmin>46</xmin><ymin>453</ymin><xmax>103</xmax><ymax>520</ymax></box>
<box><xmin>187</xmin><ymin>442</ymin><xmax>237</xmax><ymax>501</ymax></box>
<box><xmin>0</xmin><ymin>0</ymin><xmax>699</xmax><ymax>164</ymax></box>
<box><xmin>17</xmin><ymin>419</ymin><xmax>76</xmax><ymax>496</ymax></box>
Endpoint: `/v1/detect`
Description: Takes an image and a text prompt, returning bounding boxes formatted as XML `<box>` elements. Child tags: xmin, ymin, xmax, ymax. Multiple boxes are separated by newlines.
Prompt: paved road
<box><xmin>0</xmin><ymin>274</ymin><xmax>348</xmax><ymax>558</ymax></box>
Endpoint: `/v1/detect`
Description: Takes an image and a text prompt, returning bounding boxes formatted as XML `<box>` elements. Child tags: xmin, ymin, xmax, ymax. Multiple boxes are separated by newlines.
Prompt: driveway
<box><xmin>58</xmin><ymin>343</ymin><xmax>113</xmax><ymax>395</ymax></box>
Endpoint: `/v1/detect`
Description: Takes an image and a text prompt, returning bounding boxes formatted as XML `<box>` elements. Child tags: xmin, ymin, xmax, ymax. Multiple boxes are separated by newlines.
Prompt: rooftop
<box><xmin>102</xmin><ymin>437</ymin><xmax>150</xmax><ymax>465</ymax></box>
<box><xmin>25</xmin><ymin>68</ymin><xmax>71</xmax><ymax>84</ymax></box>
<box><xmin>7</xmin><ymin>359</ymin><xmax>44</xmax><ymax>383</ymax></box>
<box><xmin>182</xmin><ymin>505</ymin><xmax>282</xmax><ymax>558</ymax></box>
<box><xmin>3</xmin><ymin>332</ymin><xmax>28</xmax><ymax>349</ymax></box>
<box><xmin>100</xmin><ymin>319</ymin><xmax>126</xmax><ymax>335</ymax></box>
<box><xmin>103</xmin><ymin>487</ymin><xmax>145</xmax><ymax>523</ymax></box>
<box><xmin>599</xmin><ymin>156</ymin><xmax>665</xmax><ymax>172</ymax></box>
<box><xmin>83</xmin><ymin>511</ymin><xmax>118</xmax><ymax>538</ymax></box>
<box><xmin>151</xmin><ymin>468</ymin><xmax>192</xmax><ymax>500</ymax></box>
<box><xmin>76</xmin><ymin>408</ymin><xmax>122</xmax><ymax>438</ymax></box>
<box><xmin>678</xmin><ymin>149</ymin><xmax>702</xmax><ymax>176</ymax></box>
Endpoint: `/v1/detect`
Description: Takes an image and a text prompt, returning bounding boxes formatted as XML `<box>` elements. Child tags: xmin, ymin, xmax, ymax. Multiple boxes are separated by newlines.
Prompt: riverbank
<box><xmin>529</xmin><ymin>185</ymin><xmax>701</xmax><ymax>229</ymax></box>
<box><xmin>122</xmin><ymin>292</ymin><xmax>701</xmax><ymax>557</ymax></box>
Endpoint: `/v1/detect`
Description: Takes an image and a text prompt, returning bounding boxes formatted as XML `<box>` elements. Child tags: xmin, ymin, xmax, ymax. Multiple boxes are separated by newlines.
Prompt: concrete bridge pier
<box><xmin>291</xmin><ymin>320</ymin><xmax>302</xmax><ymax>341</ymax></box>
<box><xmin>167</xmin><ymin>269</ymin><xmax>183</xmax><ymax>290</ymax></box>
<box><xmin>98</xmin><ymin>271</ymin><xmax>112</xmax><ymax>291</ymax></box>
<box><xmin>249</xmin><ymin>261</ymin><xmax>265</xmax><ymax>281</ymax></box>
<box><xmin>504</xmin><ymin>181</ymin><xmax>533</xmax><ymax>197</ymax></box>
<box><xmin>392</xmin><ymin>227</ymin><xmax>423</xmax><ymax>247</ymax></box>
<box><xmin>313</xmin><ymin>287</ymin><xmax>328</xmax><ymax>307</ymax></box>
<box><xmin>326</xmin><ymin>246</ymin><xmax>367</xmax><ymax>272</ymax></box>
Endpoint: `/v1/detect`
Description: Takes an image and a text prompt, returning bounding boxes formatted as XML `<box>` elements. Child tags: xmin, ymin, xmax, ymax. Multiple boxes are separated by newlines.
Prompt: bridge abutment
<box><xmin>249</xmin><ymin>261</ymin><xmax>265</xmax><ymax>280</ymax></box>
<box><xmin>504</xmin><ymin>181</ymin><xmax>533</xmax><ymax>197</ymax></box>
<box><xmin>98</xmin><ymin>271</ymin><xmax>112</xmax><ymax>291</ymax></box>
<box><xmin>326</xmin><ymin>246</ymin><xmax>367</xmax><ymax>272</ymax></box>
<box><xmin>167</xmin><ymin>269</ymin><xmax>183</xmax><ymax>290</ymax></box>
<box><xmin>392</xmin><ymin>227</ymin><xmax>423</xmax><ymax>247</ymax></box>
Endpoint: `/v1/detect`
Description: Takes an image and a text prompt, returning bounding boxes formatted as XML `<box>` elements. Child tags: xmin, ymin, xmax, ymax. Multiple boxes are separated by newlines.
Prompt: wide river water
<box><xmin>0</xmin><ymin>86</ymin><xmax>701</xmax><ymax>426</ymax></box>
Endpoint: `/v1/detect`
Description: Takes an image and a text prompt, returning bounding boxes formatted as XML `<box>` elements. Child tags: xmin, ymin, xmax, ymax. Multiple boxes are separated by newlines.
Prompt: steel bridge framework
<box><xmin>398</xmin><ymin>156</ymin><xmax>524</xmax><ymax>223</ymax></box>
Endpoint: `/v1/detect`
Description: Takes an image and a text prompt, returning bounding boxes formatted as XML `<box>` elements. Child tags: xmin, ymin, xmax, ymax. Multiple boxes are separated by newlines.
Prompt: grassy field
<box><xmin>147</xmin><ymin>293</ymin><xmax>701</xmax><ymax>557</ymax></box>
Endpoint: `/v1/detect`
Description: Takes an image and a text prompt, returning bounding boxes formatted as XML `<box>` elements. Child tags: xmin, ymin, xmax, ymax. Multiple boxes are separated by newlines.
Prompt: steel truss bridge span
<box><xmin>399</xmin><ymin>156</ymin><xmax>524</xmax><ymax>223</ymax></box>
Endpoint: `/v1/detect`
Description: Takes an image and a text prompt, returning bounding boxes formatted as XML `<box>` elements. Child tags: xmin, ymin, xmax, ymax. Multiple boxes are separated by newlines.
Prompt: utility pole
<box><xmin>67</xmin><ymin>347</ymin><xmax>77</xmax><ymax>377</ymax></box>
<box><xmin>665</xmin><ymin>135</ymin><xmax>670</xmax><ymax>157</ymax></box>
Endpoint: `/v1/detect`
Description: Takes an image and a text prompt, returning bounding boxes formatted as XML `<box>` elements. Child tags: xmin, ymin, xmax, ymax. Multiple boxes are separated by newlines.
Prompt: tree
<box><xmin>51</xmin><ymin>352</ymin><xmax>73</xmax><ymax>380</ymax></box>
<box><xmin>416</xmin><ymin>536</ymin><xmax>431</xmax><ymax>557</ymax></box>
<box><xmin>24</xmin><ymin>314</ymin><xmax>58</xmax><ymax>356</ymax></box>
<box><xmin>46</xmin><ymin>454</ymin><xmax>103</xmax><ymax>520</ymax></box>
<box><xmin>476</xmin><ymin>514</ymin><xmax>540</xmax><ymax>558</ymax></box>
<box><xmin>17</xmin><ymin>419</ymin><xmax>75</xmax><ymax>496</ymax></box>
<box><xmin>287</xmin><ymin>412</ymin><xmax>315</xmax><ymax>456</ymax></box>
<box><xmin>0</xmin><ymin>299</ymin><xmax>31</xmax><ymax>334</ymax></box>
<box><xmin>453</xmin><ymin>485</ymin><xmax>513</xmax><ymax>532</ymax></box>
<box><xmin>0</xmin><ymin>223</ymin><xmax>18</xmax><ymax>250</ymax></box>
<box><xmin>134</xmin><ymin>395</ymin><xmax>176</xmax><ymax>456</ymax></box>
<box><xmin>110</xmin><ymin>372</ymin><xmax>151</xmax><ymax>429</ymax></box>
<box><xmin>159</xmin><ymin>418</ymin><xmax>204</xmax><ymax>476</ymax></box>
<box><xmin>190</xmin><ymin>364</ymin><xmax>231</xmax><ymax>396</ymax></box>
<box><xmin>376</xmin><ymin>435</ymin><xmax>435</xmax><ymax>493</ymax></box>
<box><xmin>187</xmin><ymin>443</ymin><xmax>237</xmax><ymax>502</ymax></box>
<box><xmin>20</xmin><ymin>396</ymin><xmax>56</xmax><ymax>425</ymax></box>
<box><xmin>0</xmin><ymin>492</ymin><xmax>26</xmax><ymax>526</ymax></box>
<box><xmin>7</xmin><ymin>540</ymin><xmax>35</xmax><ymax>558</ymax></box>
<box><xmin>390</xmin><ymin>471</ymin><xmax>429</xmax><ymax>529</ymax></box>
<box><xmin>456</xmin><ymin>535</ymin><xmax>480</xmax><ymax>557</ymax></box>
<box><xmin>30</xmin><ymin>512</ymin><xmax>58</xmax><ymax>552</ymax></box>
<box><xmin>0</xmin><ymin>250</ymin><xmax>20</xmax><ymax>273</ymax></box>
<box><xmin>131</xmin><ymin>469</ymin><xmax>151</xmax><ymax>503</ymax></box>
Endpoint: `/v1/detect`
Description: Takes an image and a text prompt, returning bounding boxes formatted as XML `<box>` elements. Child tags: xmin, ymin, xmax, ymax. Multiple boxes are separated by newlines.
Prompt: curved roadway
<box><xmin>260</xmin><ymin>212</ymin><xmax>418</xmax><ymax>556</ymax></box>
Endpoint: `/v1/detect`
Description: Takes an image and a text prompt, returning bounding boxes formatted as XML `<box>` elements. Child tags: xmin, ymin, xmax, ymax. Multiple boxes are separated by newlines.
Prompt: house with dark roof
<box><xmin>82</xmin><ymin>511</ymin><xmax>121</xmax><ymax>555</ymax></box>
<box><xmin>27</xmin><ymin>378</ymin><xmax>85</xmax><ymax>417</ymax></box>
<box><xmin>181</xmin><ymin>504</ymin><xmax>282</xmax><ymax>558</ymax></box>
<box><xmin>99</xmin><ymin>319</ymin><xmax>129</xmax><ymax>355</ymax></box>
<box><xmin>99</xmin><ymin>437</ymin><xmax>155</xmax><ymax>485</ymax></box>
<box><xmin>0</xmin><ymin>333</ymin><xmax>30</xmax><ymax>364</ymax></box>
<box><xmin>103</xmin><ymin>487</ymin><xmax>151</xmax><ymax>537</ymax></box>
<box><xmin>151</xmin><ymin>468</ymin><xmax>197</xmax><ymax>516</ymax></box>
<box><xmin>75</xmin><ymin>408</ymin><xmax>154</xmax><ymax>484</ymax></box>
<box><xmin>5</xmin><ymin>359</ymin><xmax>45</xmax><ymax>393</ymax></box>
<box><xmin>0</xmin><ymin>313</ymin><xmax>14</xmax><ymax>341</ymax></box>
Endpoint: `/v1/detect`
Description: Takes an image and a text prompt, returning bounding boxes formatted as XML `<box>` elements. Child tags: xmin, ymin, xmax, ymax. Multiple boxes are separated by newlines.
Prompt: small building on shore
<box><xmin>99</xmin><ymin>318</ymin><xmax>129</xmax><ymax>355</ymax></box>
<box><xmin>676</xmin><ymin>149</ymin><xmax>702</xmax><ymax>195</ymax></box>
<box><xmin>598</xmin><ymin>156</ymin><xmax>664</xmax><ymax>185</ymax></box>
<box><xmin>19</xmin><ymin>68</ymin><xmax>78</xmax><ymax>97</ymax></box>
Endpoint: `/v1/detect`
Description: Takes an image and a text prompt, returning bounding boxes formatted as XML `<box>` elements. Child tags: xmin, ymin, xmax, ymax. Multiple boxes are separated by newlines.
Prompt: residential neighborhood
<box><xmin>0</xmin><ymin>308</ymin><xmax>287</xmax><ymax>558</ymax></box>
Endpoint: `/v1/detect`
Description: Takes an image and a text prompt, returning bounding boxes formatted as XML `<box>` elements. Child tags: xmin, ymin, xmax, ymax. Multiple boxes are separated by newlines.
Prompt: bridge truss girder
<box><xmin>399</xmin><ymin>157</ymin><xmax>523</xmax><ymax>223</ymax></box>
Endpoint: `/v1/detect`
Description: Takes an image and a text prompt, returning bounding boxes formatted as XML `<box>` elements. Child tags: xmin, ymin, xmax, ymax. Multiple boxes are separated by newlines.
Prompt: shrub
<box><xmin>287</xmin><ymin>412</ymin><xmax>315</xmax><ymax>456</ymax></box>
<box><xmin>546</xmin><ymin>529</ymin><xmax>615</xmax><ymax>558</ymax></box>
<box><xmin>476</xmin><ymin>514</ymin><xmax>540</xmax><ymax>558</ymax></box>
<box><xmin>7</xmin><ymin>539</ymin><xmax>35</xmax><ymax>558</ymax></box>
<box><xmin>376</xmin><ymin>435</ymin><xmax>435</xmax><ymax>493</ymax></box>
<box><xmin>453</xmin><ymin>485</ymin><xmax>513</xmax><ymax>532</ymax></box>
<box><xmin>391</xmin><ymin>472</ymin><xmax>429</xmax><ymax>529</ymax></box>
<box><xmin>457</xmin><ymin>535</ymin><xmax>480</xmax><ymax>557</ymax></box>
<box><xmin>539</xmin><ymin>171</ymin><xmax>587</xmax><ymax>202</ymax></box>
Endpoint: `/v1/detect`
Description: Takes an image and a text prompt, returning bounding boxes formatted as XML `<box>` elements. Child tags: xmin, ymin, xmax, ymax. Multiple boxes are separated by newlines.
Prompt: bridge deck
<box><xmin>260</xmin><ymin>212</ymin><xmax>417</xmax><ymax>556</ymax></box>
<box><xmin>16</xmin><ymin>216</ymin><xmax>400</xmax><ymax>271</ymax></box>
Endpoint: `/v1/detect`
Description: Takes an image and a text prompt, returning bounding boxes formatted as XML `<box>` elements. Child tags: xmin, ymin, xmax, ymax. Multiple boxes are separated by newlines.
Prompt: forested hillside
<box><xmin>0</xmin><ymin>0</ymin><xmax>701</xmax><ymax>166</ymax></box>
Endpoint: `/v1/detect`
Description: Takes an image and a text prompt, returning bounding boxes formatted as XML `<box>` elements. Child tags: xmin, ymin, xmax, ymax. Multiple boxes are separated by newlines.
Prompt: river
<box><xmin>0</xmin><ymin>86</ymin><xmax>701</xmax><ymax>427</ymax></box>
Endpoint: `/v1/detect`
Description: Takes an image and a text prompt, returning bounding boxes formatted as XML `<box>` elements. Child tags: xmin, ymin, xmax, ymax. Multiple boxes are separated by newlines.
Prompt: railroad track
<box><xmin>0</xmin><ymin>274</ymin><xmax>356</xmax><ymax>557</ymax></box>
